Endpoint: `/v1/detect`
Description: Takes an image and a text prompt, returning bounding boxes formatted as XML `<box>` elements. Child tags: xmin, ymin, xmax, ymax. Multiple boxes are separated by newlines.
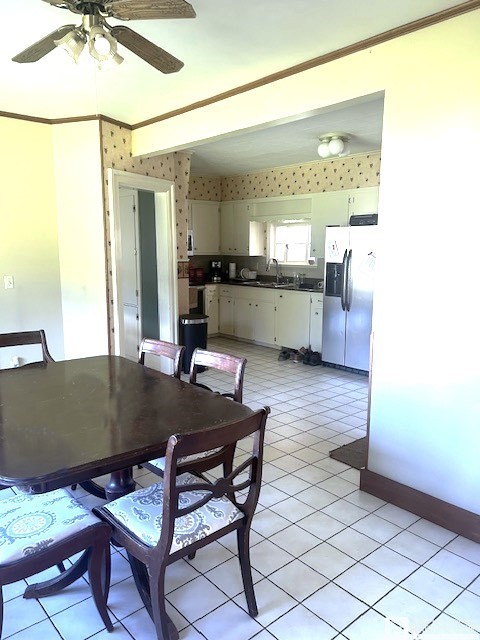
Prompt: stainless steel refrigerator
<box><xmin>322</xmin><ymin>224</ymin><xmax>376</xmax><ymax>371</ymax></box>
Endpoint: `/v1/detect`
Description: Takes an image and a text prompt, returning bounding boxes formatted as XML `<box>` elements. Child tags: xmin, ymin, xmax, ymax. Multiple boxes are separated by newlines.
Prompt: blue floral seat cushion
<box><xmin>0</xmin><ymin>488</ymin><xmax>101</xmax><ymax>564</ymax></box>
<box><xmin>103</xmin><ymin>472</ymin><xmax>242</xmax><ymax>552</ymax></box>
<box><xmin>147</xmin><ymin>448</ymin><xmax>223</xmax><ymax>472</ymax></box>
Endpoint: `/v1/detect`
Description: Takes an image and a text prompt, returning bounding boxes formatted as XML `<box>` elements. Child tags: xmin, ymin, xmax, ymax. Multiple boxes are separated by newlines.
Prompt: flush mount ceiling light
<box><xmin>317</xmin><ymin>133</ymin><xmax>351</xmax><ymax>159</ymax></box>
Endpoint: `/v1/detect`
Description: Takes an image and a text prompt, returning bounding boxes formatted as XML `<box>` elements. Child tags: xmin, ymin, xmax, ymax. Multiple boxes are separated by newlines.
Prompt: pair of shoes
<box><xmin>278</xmin><ymin>349</ymin><xmax>290</xmax><ymax>361</ymax></box>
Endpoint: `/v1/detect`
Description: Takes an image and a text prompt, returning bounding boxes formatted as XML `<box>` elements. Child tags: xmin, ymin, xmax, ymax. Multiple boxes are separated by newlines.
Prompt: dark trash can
<box><xmin>179</xmin><ymin>313</ymin><xmax>208</xmax><ymax>374</ymax></box>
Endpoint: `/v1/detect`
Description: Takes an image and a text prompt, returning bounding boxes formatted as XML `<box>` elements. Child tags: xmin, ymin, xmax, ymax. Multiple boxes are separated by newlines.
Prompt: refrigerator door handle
<box><xmin>340</xmin><ymin>249</ymin><xmax>348</xmax><ymax>311</ymax></box>
<box><xmin>346</xmin><ymin>249</ymin><xmax>353</xmax><ymax>311</ymax></box>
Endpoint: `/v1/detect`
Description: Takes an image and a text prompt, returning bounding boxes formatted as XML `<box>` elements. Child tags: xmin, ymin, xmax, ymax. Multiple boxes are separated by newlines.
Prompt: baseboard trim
<box><xmin>360</xmin><ymin>469</ymin><xmax>480</xmax><ymax>543</ymax></box>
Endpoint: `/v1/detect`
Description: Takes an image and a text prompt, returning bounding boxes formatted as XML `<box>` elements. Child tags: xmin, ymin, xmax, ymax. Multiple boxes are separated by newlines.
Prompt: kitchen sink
<box><xmin>238</xmin><ymin>281</ymin><xmax>321</xmax><ymax>292</ymax></box>
<box><xmin>241</xmin><ymin>281</ymin><xmax>291</xmax><ymax>288</ymax></box>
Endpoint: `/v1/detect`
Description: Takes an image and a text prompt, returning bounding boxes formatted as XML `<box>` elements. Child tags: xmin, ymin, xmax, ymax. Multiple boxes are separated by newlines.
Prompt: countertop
<box><xmin>204</xmin><ymin>279</ymin><xmax>323</xmax><ymax>293</ymax></box>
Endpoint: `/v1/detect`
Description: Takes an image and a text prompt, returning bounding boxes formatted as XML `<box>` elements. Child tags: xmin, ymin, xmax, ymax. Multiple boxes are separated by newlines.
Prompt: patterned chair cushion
<box><xmin>103</xmin><ymin>472</ymin><xmax>242</xmax><ymax>553</ymax></box>
<box><xmin>0</xmin><ymin>488</ymin><xmax>101</xmax><ymax>564</ymax></box>
<box><xmin>147</xmin><ymin>448</ymin><xmax>223</xmax><ymax>472</ymax></box>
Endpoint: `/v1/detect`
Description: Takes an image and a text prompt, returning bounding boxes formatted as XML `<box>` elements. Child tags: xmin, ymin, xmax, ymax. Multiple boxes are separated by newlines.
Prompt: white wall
<box><xmin>52</xmin><ymin>121</ymin><xmax>109</xmax><ymax>358</ymax></box>
<box><xmin>0</xmin><ymin>117</ymin><xmax>64</xmax><ymax>366</ymax></box>
<box><xmin>132</xmin><ymin>11</ymin><xmax>480</xmax><ymax>513</ymax></box>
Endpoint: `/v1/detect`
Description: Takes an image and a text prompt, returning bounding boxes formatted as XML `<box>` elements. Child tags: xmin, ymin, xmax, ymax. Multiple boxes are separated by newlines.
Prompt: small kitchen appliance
<box><xmin>210</xmin><ymin>260</ymin><xmax>222</xmax><ymax>282</ymax></box>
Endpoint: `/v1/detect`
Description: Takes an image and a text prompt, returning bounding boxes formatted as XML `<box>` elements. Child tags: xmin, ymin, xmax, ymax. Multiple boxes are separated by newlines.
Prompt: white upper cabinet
<box><xmin>189</xmin><ymin>200</ymin><xmax>220</xmax><ymax>254</ymax></box>
<box><xmin>254</xmin><ymin>197</ymin><xmax>312</xmax><ymax>218</ymax></box>
<box><xmin>347</xmin><ymin>186</ymin><xmax>379</xmax><ymax>217</ymax></box>
<box><xmin>310</xmin><ymin>191</ymin><xmax>350</xmax><ymax>259</ymax></box>
<box><xmin>310</xmin><ymin>187</ymin><xmax>379</xmax><ymax>259</ymax></box>
<box><xmin>221</xmin><ymin>202</ymin><xmax>264</xmax><ymax>256</ymax></box>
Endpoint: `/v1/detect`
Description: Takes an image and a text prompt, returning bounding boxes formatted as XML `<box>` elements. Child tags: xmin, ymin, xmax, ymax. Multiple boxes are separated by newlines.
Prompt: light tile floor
<box><xmin>3</xmin><ymin>337</ymin><xmax>480</xmax><ymax>640</ymax></box>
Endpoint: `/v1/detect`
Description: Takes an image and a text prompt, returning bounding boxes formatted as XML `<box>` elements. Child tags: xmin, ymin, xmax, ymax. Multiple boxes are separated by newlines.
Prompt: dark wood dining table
<box><xmin>0</xmin><ymin>355</ymin><xmax>252</xmax><ymax>496</ymax></box>
<box><xmin>0</xmin><ymin>355</ymin><xmax>253</xmax><ymax>617</ymax></box>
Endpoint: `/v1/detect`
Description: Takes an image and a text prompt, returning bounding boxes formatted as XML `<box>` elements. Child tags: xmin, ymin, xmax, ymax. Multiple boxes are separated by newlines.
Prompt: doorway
<box><xmin>108</xmin><ymin>169</ymin><xmax>178</xmax><ymax>359</ymax></box>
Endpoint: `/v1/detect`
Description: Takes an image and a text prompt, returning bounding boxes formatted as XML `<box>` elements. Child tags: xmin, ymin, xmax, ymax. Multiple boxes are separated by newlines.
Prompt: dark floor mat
<box><xmin>329</xmin><ymin>437</ymin><xmax>367</xmax><ymax>469</ymax></box>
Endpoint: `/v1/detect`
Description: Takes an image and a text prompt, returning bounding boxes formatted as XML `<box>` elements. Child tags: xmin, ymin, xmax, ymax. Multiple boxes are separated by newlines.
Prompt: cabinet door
<box><xmin>309</xmin><ymin>295</ymin><xmax>324</xmax><ymax>353</ymax></box>
<box><xmin>347</xmin><ymin>187</ymin><xmax>379</xmax><ymax>216</ymax></box>
<box><xmin>219</xmin><ymin>296</ymin><xmax>234</xmax><ymax>335</ymax></box>
<box><xmin>205</xmin><ymin>290</ymin><xmax>219</xmax><ymax>335</ymax></box>
<box><xmin>310</xmin><ymin>191</ymin><xmax>350</xmax><ymax>260</ymax></box>
<box><xmin>275</xmin><ymin>291</ymin><xmax>311</xmax><ymax>350</ymax></box>
<box><xmin>234</xmin><ymin>298</ymin><xmax>254</xmax><ymax>340</ymax></box>
<box><xmin>255</xmin><ymin>300</ymin><xmax>275</xmax><ymax>345</ymax></box>
<box><xmin>220</xmin><ymin>202</ymin><xmax>234</xmax><ymax>253</ymax></box>
<box><xmin>191</xmin><ymin>201</ymin><xmax>220</xmax><ymax>254</ymax></box>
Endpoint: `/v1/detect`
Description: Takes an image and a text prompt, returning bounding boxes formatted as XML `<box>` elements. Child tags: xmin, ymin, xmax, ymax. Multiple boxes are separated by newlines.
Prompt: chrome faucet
<box><xmin>267</xmin><ymin>258</ymin><xmax>281</xmax><ymax>283</ymax></box>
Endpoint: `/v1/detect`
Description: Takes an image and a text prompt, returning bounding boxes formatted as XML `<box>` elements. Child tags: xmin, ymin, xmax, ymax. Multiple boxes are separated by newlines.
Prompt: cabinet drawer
<box><xmin>234</xmin><ymin>287</ymin><xmax>275</xmax><ymax>303</ymax></box>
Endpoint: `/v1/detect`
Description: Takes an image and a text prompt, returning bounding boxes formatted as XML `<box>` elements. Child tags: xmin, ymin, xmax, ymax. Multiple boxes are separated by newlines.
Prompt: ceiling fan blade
<box><xmin>41</xmin><ymin>0</ymin><xmax>84</xmax><ymax>14</ymax></box>
<box><xmin>110</xmin><ymin>25</ymin><xmax>184</xmax><ymax>73</ymax></box>
<box><xmin>105</xmin><ymin>0</ymin><xmax>196</xmax><ymax>20</ymax></box>
<box><xmin>12</xmin><ymin>24</ymin><xmax>76</xmax><ymax>63</ymax></box>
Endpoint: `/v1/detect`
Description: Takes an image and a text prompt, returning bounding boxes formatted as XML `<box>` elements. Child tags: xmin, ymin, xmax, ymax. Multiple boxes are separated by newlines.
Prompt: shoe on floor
<box><xmin>278</xmin><ymin>349</ymin><xmax>290</xmax><ymax>361</ymax></box>
<box><xmin>303</xmin><ymin>349</ymin><xmax>312</xmax><ymax>364</ymax></box>
<box><xmin>309</xmin><ymin>351</ymin><xmax>322</xmax><ymax>365</ymax></box>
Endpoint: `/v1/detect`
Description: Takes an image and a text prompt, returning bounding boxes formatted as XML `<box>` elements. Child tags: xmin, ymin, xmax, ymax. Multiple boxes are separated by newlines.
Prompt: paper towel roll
<box><xmin>228</xmin><ymin>263</ymin><xmax>236</xmax><ymax>279</ymax></box>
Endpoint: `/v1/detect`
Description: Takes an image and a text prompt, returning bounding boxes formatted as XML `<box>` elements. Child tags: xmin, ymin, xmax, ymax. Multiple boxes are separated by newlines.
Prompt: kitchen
<box><xmin>183</xmin><ymin>113</ymin><xmax>381</xmax><ymax>371</ymax></box>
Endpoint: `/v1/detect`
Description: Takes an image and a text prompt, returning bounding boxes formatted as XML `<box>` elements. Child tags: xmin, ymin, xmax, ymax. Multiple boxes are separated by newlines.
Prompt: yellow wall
<box><xmin>0</xmin><ymin>116</ymin><xmax>64</xmax><ymax>365</ymax></box>
<box><xmin>133</xmin><ymin>11</ymin><xmax>480</xmax><ymax>513</ymax></box>
<box><xmin>52</xmin><ymin>120</ymin><xmax>108</xmax><ymax>358</ymax></box>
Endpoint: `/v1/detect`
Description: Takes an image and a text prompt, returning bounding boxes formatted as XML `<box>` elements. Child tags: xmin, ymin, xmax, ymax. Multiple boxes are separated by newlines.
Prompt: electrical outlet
<box><xmin>4</xmin><ymin>275</ymin><xmax>14</xmax><ymax>289</ymax></box>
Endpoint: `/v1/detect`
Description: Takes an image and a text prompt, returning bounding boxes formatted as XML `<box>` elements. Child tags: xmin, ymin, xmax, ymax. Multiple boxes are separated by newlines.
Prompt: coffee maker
<box><xmin>210</xmin><ymin>260</ymin><xmax>222</xmax><ymax>282</ymax></box>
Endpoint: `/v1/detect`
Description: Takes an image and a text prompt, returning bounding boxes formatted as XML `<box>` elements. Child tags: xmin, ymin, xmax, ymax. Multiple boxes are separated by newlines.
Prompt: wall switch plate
<box><xmin>4</xmin><ymin>275</ymin><xmax>14</xmax><ymax>289</ymax></box>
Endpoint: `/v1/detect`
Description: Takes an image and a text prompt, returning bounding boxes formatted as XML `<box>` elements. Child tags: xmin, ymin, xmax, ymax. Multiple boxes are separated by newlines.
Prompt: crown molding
<box><xmin>132</xmin><ymin>0</ymin><xmax>480</xmax><ymax>130</ymax></box>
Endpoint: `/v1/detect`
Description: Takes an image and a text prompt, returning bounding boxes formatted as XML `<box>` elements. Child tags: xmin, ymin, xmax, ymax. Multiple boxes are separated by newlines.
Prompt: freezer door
<box><xmin>322</xmin><ymin>227</ymin><xmax>349</xmax><ymax>366</ymax></box>
<box><xmin>344</xmin><ymin>226</ymin><xmax>376</xmax><ymax>371</ymax></box>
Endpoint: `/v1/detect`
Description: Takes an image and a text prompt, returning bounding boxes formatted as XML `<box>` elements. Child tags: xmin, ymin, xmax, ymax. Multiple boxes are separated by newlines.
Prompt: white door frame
<box><xmin>108</xmin><ymin>169</ymin><xmax>178</xmax><ymax>356</ymax></box>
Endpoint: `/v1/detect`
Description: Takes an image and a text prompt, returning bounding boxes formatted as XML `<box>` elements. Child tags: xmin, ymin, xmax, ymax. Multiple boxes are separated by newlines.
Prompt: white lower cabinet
<box><xmin>234</xmin><ymin>297</ymin><xmax>255</xmax><ymax>340</ymax></box>
<box><xmin>309</xmin><ymin>293</ymin><xmax>324</xmax><ymax>353</ymax></box>
<box><xmin>219</xmin><ymin>286</ymin><xmax>234</xmax><ymax>335</ymax></box>
<box><xmin>204</xmin><ymin>284</ymin><xmax>219</xmax><ymax>336</ymax></box>
<box><xmin>275</xmin><ymin>290</ymin><xmax>311</xmax><ymax>350</ymax></box>
<box><xmin>254</xmin><ymin>298</ymin><xmax>275</xmax><ymax>345</ymax></box>
<box><xmin>218</xmin><ymin>285</ymin><xmax>322</xmax><ymax>352</ymax></box>
<box><xmin>233</xmin><ymin>288</ymin><xmax>275</xmax><ymax>345</ymax></box>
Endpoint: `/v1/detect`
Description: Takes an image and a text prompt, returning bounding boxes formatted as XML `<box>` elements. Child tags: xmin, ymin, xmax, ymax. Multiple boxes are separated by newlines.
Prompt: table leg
<box><xmin>127</xmin><ymin>553</ymin><xmax>179</xmax><ymax>640</ymax></box>
<box><xmin>24</xmin><ymin>550</ymin><xmax>90</xmax><ymax>599</ymax></box>
<box><xmin>104</xmin><ymin>468</ymin><xmax>136</xmax><ymax>501</ymax></box>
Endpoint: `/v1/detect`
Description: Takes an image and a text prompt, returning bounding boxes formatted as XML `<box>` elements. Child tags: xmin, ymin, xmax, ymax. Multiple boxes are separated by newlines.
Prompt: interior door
<box><xmin>119</xmin><ymin>189</ymin><xmax>142</xmax><ymax>361</ymax></box>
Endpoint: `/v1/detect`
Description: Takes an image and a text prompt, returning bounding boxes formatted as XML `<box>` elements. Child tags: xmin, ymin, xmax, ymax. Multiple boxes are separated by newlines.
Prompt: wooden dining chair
<box><xmin>142</xmin><ymin>348</ymin><xmax>247</xmax><ymax>477</ymax></box>
<box><xmin>0</xmin><ymin>488</ymin><xmax>113</xmax><ymax>638</ymax></box>
<box><xmin>0</xmin><ymin>330</ymin><xmax>54</xmax><ymax>367</ymax></box>
<box><xmin>138</xmin><ymin>338</ymin><xmax>185</xmax><ymax>378</ymax></box>
<box><xmin>94</xmin><ymin>407</ymin><xmax>269</xmax><ymax>640</ymax></box>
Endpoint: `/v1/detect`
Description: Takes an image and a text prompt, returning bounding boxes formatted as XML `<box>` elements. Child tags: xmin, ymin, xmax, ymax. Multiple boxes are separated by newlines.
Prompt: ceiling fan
<box><xmin>12</xmin><ymin>0</ymin><xmax>196</xmax><ymax>72</ymax></box>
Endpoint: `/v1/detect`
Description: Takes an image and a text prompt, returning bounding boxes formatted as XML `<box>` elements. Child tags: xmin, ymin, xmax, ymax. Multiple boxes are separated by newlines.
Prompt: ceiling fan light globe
<box><xmin>88</xmin><ymin>26</ymin><xmax>118</xmax><ymax>62</ymax></box>
<box><xmin>98</xmin><ymin>52</ymin><xmax>124</xmax><ymax>71</ymax></box>
<box><xmin>54</xmin><ymin>28</ymin><xmax>86</xmax><ymax>63</ymax></box>
<box><xmin>93</xmin><ymin>35</ymin><xmax>111</xmax><ymax>56</ymax></box>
